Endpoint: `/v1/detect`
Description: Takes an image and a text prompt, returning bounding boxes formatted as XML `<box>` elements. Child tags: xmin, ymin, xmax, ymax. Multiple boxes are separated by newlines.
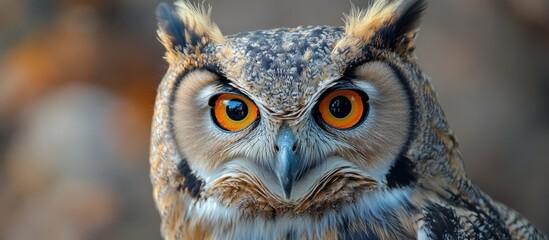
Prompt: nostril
<box><xmin>274</xmin><ymin>145</ymin><xmax>279</xmax><ymax>152</ymax></box>
<box><xmin>292</xmin><ymin>143</ymin><xmax>297</xmax><ymax>152</ymax></box>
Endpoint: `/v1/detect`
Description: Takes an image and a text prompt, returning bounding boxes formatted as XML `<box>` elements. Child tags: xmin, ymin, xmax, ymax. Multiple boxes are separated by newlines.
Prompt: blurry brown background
<box><xmin>0</xmin><ymin>0</ymin><xmax>547</xmax><ymax>239</ymax></box>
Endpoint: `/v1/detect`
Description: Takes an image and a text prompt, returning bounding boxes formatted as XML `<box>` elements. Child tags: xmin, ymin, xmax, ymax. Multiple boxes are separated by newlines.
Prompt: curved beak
<box><xmin>275</xmin><ymin>125</ymin><xmax>298</xmax><ymax>200</ymax></box>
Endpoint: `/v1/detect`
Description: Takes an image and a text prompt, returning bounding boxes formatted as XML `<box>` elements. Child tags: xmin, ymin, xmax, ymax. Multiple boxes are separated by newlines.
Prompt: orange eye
<box><xmin>317</xmin><ymin>89</ymin><xmax>368</xmax><ymax>129</ymax></box>
<box><xmin>211</xmin><ymin>93</ymin><xmax>259</xmax><ymax>131</ymax></box>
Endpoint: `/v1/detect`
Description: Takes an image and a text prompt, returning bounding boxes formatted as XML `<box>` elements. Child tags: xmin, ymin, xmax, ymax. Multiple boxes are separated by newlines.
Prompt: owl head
<box><xmin>151</xmin><ymin>0</ymin><xmax>466</xmax><ymax>236</ymax></box>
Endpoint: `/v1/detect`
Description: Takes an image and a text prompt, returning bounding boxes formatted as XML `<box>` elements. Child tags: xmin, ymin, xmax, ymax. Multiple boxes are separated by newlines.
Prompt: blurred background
<box><xmin>0</xmin><ymin>0</ymin><xmax>547</xmax><ymax>239</ymax></box>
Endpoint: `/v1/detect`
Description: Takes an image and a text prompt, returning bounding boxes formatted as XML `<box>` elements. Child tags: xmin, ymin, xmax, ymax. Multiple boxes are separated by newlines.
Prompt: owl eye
<box><xmin>211</xmin><ymin>93</ymin><xmax>259</xmax><ymax>131</ymax></box>
<box><xmin>317</xmin><ymin>89</ymin><xmax>368</xmax><ymax>129</ymax></box>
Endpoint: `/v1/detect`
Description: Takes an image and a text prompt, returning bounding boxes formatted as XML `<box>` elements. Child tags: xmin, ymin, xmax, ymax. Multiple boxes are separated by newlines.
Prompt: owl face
<box><xmin>154</xmin><ymin>0</ymin><xmax>425</xmax><ymax>218</ymax></box>
<box><xmin>173</xmin><ymin>59</ymin><xmax>412</xmax><ymax>215</ymax></box>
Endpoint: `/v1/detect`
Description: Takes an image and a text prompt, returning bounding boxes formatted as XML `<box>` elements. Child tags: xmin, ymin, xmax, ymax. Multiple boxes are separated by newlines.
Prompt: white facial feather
<box><xmin>187</xmin><ymin>186</ymin><xmax>412</xmax><ymax>239</ymax></box>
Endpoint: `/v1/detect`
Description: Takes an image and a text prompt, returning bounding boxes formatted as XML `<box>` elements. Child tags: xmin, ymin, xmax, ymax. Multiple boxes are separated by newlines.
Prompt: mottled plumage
<box><xmin>150</xmin><ymin>0</ymin><xmax>548</xmax><ymax>239</ymax></box>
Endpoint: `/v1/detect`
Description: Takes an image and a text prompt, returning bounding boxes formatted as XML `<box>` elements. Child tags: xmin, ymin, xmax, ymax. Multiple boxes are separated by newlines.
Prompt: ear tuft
<box><xmin>376</xmin><ymin>0</ymin><xmax>427</xmax><ymax>56</ymax></box>
<box><xmin>344</xmin><ymin>1</ymin><xmax>402</xmax><ymax>40</ymax></box>
<box><xmin>341</xmin><ymin>0</ymin><xmax>427</xmax><ymax>59</ymax></box>
<box><xmin>156</xmin><ymin>1</ymin><xmax>224</xmax><ymax>63</ymax></box>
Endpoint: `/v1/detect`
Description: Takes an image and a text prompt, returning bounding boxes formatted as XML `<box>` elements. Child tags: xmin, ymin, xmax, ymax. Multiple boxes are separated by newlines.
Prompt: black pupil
<box><xmin>329</xmin><ymin>96</ymin><xmax>352</xmax><ymax>118</ymax></box>
<box><xmin>226</xmin><ymin>99</ymin><xmax>248</xmax><ymax>121</ymax></box>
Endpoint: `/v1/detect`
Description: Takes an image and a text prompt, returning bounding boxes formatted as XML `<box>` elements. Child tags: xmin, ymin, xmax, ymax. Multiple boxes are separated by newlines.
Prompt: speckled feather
<box><xmin>150</xmin><ymin>0</ymin><xmax>548</xmax><ymax>239</ymax></box>
<box><xmin>217</xmin><ymin>26</ymin><xmax>345</xmax><ymax>118</ymax></box>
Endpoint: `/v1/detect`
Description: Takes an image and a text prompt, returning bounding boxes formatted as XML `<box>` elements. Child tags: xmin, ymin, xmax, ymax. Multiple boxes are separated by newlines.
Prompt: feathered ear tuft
<box><xmin>156</xmin><ymin>1</ymin><xmax>224</xmax><ymax>63</ymax></box>
<box><xmin>339</xmin><ymin>0</ymin><xmax>427</xmax><ymax>59</ymax></box>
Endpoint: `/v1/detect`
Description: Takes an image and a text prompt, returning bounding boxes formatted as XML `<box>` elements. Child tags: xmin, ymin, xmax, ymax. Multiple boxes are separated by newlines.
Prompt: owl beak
<box><xmin>275</xmin><ymin>125</ymin><xmax>297</xmax><ymax>200</ymax></box>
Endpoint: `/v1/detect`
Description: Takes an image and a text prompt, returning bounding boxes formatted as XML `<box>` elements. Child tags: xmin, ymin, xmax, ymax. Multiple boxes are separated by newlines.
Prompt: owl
<box><xmin>149</xmin><ymin>0</ymin><xmax>548</xmax><ymax>239</ymax></box>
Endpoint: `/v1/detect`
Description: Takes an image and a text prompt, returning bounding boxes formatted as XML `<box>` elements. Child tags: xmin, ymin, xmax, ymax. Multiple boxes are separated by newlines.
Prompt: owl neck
<box><xmin>179</xmin><ymin>186</ymin><xmax>420</xmax><ymax>239</ymax></box>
